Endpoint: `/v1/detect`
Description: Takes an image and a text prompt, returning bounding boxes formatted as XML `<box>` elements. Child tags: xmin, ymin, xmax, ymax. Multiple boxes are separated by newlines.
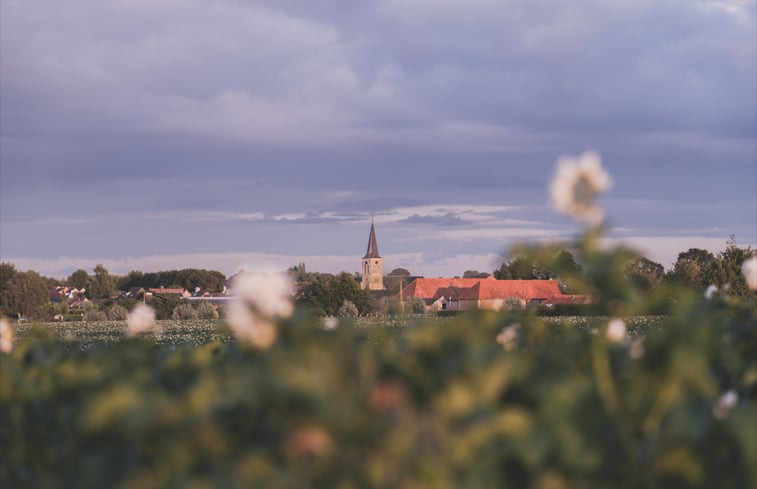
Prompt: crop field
<box><xmin>10</xmin><ymin>314</ymin><xmax>667</xmax><ymax>347</ymax></box>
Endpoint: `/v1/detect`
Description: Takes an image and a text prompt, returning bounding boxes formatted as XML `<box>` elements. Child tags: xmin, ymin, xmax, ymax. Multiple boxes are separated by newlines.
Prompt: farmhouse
<box><xmin>399</xmin><ymin>277</ymin><xmax>576</xmax><ymax>312</ymax></box>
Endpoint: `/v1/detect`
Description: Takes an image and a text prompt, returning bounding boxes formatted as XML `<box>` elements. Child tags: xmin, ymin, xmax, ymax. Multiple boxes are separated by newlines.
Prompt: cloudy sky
<box><xmin>1</xmin><ymin>0</ymin><xmax>755</xmax><ymax>278</ymax></box>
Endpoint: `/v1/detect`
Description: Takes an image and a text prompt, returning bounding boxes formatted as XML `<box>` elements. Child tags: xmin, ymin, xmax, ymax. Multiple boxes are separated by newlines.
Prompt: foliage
<box><xmin>118</xmin><ymin>269</ymin><xmax>227</xmax><ymax>293</ymax></box>
<box><xmin>0</xmin><ymin>263</ymin><xmax>18</xmax><ymax>316</ymax></box>
<box><xmin>67</xmin><ymin>269</ymin><xmax>90</xmax><ymax>290</ymax></box>
<box><xmin>172</xmin><ymin>303</ymin><xmax>199</xmax><ymax>320</ymax></box>
<box><xmin>337</xmin><ymin>300</ymin><xmax>359</xmax><ymax>318</ymax></box>
<box><xmin>388</xmin><ymin>268</ymin><xmax>411</xmax><ymax>276</ymax></box>
<box><xmin>494</xmin><ymin>249</ymin><xmax>582</xmax><ymax>282</ymax></box>
<box><xmin>406</xmin><ymin>296</ymin><xmax>426</xmax><ymax>314</ymax></box>
<box><xmin>0</xmin><ymin>270</ymin><xmax>48</xmax><ymax>319</ymax></box>
<box><xmin>88</xmin><ymin>264</ymin><xmax>116</xmax><ymax>300</ymax></box>
<box><xmin>463</xmin><ymin>270</ymin><xmax>490</xmax><ymax>278</ymax></box>
<box><xmin>194</xmin><ymin>301</ymin><xmax>219</xmax><ymax>320</ymax></box>
<box><xmin>377</xmin><ymin>296</ymin><xmax>403</xmax><ymax>316</ymax></box>
<box><xmin>297</xmin><ymin>272</ymin><xmax>374</xmax><ymax>316</ymax></box>
<box><xmin>625</xmin><ymin>257</ymin><xmax>665</xmax><ymax>292</ymax></box>
<box><xmin>107</xmin><ymin>304</ymin><xmax>128</xmax><ymax>321</ymax></box>
<box><xmin>714</xmin><ymin>235</ymin><xmax>754</xmax><ymax>297</ymax></box>
<box><xmin>666</xmin><ymin>248</ymin><xmax>720</xmax><ymax>292</ymax></box>
<box><xmin>2</xmin><ymin>287</ymin><xmax>755</xmax><ymax>488</ymax></box>
<box><xmin>151</xmin><ymin>294</ymin><xmax>183</xmax><ymax>320</ymax></box>
<box><xmin>82</xmin><ymin>309</ymin><xmax>107</xmax><ymax>322</ymax></box>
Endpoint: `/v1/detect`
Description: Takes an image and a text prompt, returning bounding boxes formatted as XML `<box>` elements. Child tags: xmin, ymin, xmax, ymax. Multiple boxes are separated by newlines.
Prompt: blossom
<box><xmin>232</xmin><ymin>271</ymin><xmax>293</xmax><ymax>318</ymax></box>
<box><xmin>605</xmin><ymin>318</ymin><xmax>627</xmax><ymax>343</ymax></box>
<box><xmin>742</xmin><ymin>256</ymin><xmax>757</xmax><ymax>290</ymax></box>
<box><xmin>226</xmin><ymin>300</ymin><xmax>277</xmax><ymax>349</ymax></box>
<box><xmin>0</xmin><ymin>319</ymin><xmax>13</xmax><ymax>354</ymax></box>
<box><xmin>226</xmin><ymin>270</ymin><xmax>294</xmax><ymax>349</ymax></box>
<box><xmin>496</xmin><ymin>323</ymin><xmax>521</xmax><ymax>351</ymax></box>
<box><xmin>704</xmin><ymin>285</ymin><xmax>718</xmax><ymax>300</ymax></box>
<box><xmin>126</xmin><ymin>304</ymin><xmax>159</xmax><ymax>337</ymax></box>
<box><xmin>713</xmin><ymin>389</ymin><xmax>738</xmax><ymax>420</ymax></box>
<box><xmin>322</xmin><ymin>316</ymin><xmax>338</xmax><ymax>331</ymax></box>
<box><xmin>549</xmin><ymin>150</ymin><xmax>612</xmax><ymax>224</ymax></box>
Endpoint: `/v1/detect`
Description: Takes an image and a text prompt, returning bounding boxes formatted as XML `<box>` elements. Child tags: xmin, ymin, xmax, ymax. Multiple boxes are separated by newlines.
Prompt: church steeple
<box><xmin>364</xmin><ymin>220</ymin><xmax>381</xmax><ymax>259</ymax></box>
<box><xmin>361</xmin><ymin>219</ymin><xmax>385</xmax><ymax>290</ymax></box>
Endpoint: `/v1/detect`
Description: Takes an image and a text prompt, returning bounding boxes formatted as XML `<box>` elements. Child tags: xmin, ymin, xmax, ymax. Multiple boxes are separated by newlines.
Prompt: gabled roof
<box><xmin>399</xmin><ymin>278</ymin><xmax>564</xmax><ymax>301</ymax></box>
<box><xmin>363</xmin><ymin>222</ymin><xmax>381</xmax><ymax>259</ymax></box>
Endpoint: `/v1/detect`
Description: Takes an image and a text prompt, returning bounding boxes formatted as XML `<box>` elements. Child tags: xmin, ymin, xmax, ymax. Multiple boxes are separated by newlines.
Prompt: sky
<box><xmin>1</xmin><ymin>0</ymin><xmax>755</xmax><ymax>279</ymax></box>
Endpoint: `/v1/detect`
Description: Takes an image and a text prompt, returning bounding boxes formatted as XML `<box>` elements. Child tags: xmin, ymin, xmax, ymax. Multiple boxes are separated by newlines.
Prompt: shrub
<box><xmin>406</xmin><ymin>297</ymin><xmax>426</xmax><ymax>314</ymax></box>
<box><xmin>337</xmin><ymin>300</ymin><xmax>358</xmax><ymax>318</ymax></box>
<box><xmin>107</xmin><ymin>304</ymin><xmax>128</xmax><ymax>321</ymax></box>
<box><xmin>194</xmin><ymin>301</ymin><xmax>218</xmax><ymax>320</ymax></box>
<box><xmin>171</xmin><ymin>303</ymin><xmax>198</xmax><ymax>320</ymax></box>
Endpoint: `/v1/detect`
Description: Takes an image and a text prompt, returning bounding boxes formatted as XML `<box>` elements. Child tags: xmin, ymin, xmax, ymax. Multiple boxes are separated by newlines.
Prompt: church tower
<box><xmin>361</xmin><ymin>220</ymin><xmax>385</xmax><ymax>290</ymax></box>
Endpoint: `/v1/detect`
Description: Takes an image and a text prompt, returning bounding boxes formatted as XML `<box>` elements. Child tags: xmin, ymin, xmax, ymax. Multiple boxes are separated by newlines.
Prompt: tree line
<box><xmin>0</xmin><ymin>237</ymin><xmax>753</xmax><ymax>320</ymax></box>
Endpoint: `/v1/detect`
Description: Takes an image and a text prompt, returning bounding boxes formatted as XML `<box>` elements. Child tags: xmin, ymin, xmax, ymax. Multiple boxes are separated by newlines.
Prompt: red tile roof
<box><xmin>400</xmin><ymin>278</ymin><xmax>564</xmax><ymax>302</ymax></box>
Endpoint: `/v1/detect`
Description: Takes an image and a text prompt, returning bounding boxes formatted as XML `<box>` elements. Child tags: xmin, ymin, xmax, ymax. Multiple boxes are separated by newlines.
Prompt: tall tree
<box><xmin>1</xmin><ymin>270</ymin><xmax>48</xmax><ymax>319</ymax></box>
<box><xmin>89</xmin><ymin>264</ymin><xmax>116</xmax><ymax>299</ymax></box>
<box><xmin>715</xmin><ymin>235</ymin><xmax>754</xmax><ymax>297</ymax></box>
<box><xmin>625</xmin><ymin>257</ymin><xmax>665</xmax><ymax>291</ymax></box>
<box><xmin>666</xmin><ymin>248</ymin><xmax>719</xmax><ymax>291</ymax></box>
<box><xmin>67</xmin><ymin>269</ymin><xmax>90</xmax><ymax>290</ymax></box>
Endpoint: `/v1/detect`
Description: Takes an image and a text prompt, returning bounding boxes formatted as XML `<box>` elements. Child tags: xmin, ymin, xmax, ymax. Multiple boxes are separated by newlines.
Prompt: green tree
<box><xmin>0</xmin><ymin>263</ymin><xmax>18</xmax><ymax>315</ymax></box>
<box><xmin>388</xmin><ymin>268</ymin><xmax>411</xmax><ymax>276</ymax></box>
<box><xmin>625</xmin><ymin>257</ymin><xmax>665</xmax><ymax>292</ymax></box>
<box><xmin>67</xmin><ymin>269</ymin><xmax>90</xmax><ymax>290</ymax></box>
<box><xmin>1</xmin><ymin>270</ymin><xmax>49</xmax><ymax>319</ymax></box>
<box><xmin>492</xmin><ymin>262</ymin><xmax>513</xmax><ymax>279</ymax></box>
<box><xmin>463</xmin><ymin>270</ymin><xmax>489</xmax><ymax>278</ymax></box>
<box><xmin>667</xmin><ymin>248</ymin><xmax>719</xmax><ymax>291</ymax></box>
<box><xmin>151</xmin><ymin>294</ymin><xmax>182</xmax><ymax>320</ymax></box>
<box><xmin>89</xmin><ymin>264</ymin><xmax>116</xmax><ymax>299</ymax></box>
<box><xmin>715</xmin><ymin>236</ymin><xmax>754</xmax><ymax>297</ymax></box>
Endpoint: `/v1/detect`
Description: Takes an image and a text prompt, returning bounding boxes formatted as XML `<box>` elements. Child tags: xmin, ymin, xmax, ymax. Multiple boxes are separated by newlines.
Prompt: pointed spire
<box><xmin>363</xmin><ymin>220</ymin><xmax>381</xmax><ymax>259</ymax></box>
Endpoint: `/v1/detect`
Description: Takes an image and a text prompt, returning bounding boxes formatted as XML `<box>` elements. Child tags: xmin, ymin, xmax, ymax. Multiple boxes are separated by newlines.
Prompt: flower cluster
<box><xmin>126</xmin><ymin>303</ymin><xmax>159</xmax><ymax>337</ymax></box>
<box><xmin>742</xmin><ymin>255</ymin><xmax>757</xmax><ymax>290</ymax></box>
<box><xmin>549</xmin><ymin>150</ymin><xmax>612</xmax><ymax>224</ymax></box>
<box><xmin>227</xmin><ymin>270</ymin><xmax>293</xmax><ymax>349</ymax></box>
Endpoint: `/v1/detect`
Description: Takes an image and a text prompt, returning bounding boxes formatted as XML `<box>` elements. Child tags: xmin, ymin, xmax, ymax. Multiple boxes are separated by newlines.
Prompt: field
<box><xmin>10</xmin><ymin>314</ymin><xmax>667</xmax><ymax>346</ymax></box>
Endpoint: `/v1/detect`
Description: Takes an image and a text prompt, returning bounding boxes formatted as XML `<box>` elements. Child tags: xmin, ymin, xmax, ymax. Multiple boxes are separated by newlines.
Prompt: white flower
<box><xmin>606</xmin><ymin>318</ymin><xmax>627</xmax><ymax>343</ymax></box>
<box><xmin>742</xmin><ymin>256</ymin><xmax>757</xmax><ymax>290</ymax></box>
<box><xmin>226</xmin><ymin>270</ymin><xmax>294</xmax><ymax>349</ymax></box>
<box><xmin>126</xmin><ymin>304</ymin><xmax>159</xmax><ymax>337</ymax></box>
<box><xmin>549</xmin><ymin>150</ymin><xmax>613</xmax><ymax>224</ymax></box>
<box><xmin>704</xmin><ymin>284</ymin><xmax>718</xmax><ymax>300</ymax></box>
<box><xmin>322</xmin><ymin>316</ymin><xmax>338</xmax><ymax>331</ymax></box>
<box><xmin>226</xmin><ymin>300</ymin><xmax>277</xmax><ymax>349</ymax></box>
<box><xmin>232</xmin><ymin>271</ymin><xmax>293</xmax><ymax>318</ymax></box>
<box><xmin>496</xmin><ymin>323</ymin><xmax>521</xmax><ymax>351</ymax></box>
<box><xmin>0</xmin><ymin>318</ymin><xmax>13</xmax><ymax>354</ymax></box>
<box><xmin>713</xmin><ymin>389</ymin><xmax>738</xmax><ymax>420</ymax></box>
